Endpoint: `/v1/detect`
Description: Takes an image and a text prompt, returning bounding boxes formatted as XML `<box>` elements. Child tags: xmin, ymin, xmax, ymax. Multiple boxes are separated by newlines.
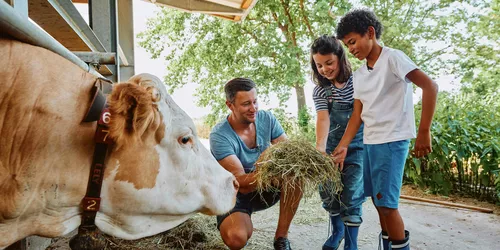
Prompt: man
<box><xmin>210</xmin><ymin>78</ymin><xmax>303</xmax><ymax>250</ymax></box>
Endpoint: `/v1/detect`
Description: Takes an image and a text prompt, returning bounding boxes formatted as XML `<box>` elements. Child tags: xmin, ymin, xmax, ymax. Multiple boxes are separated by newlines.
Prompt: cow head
<box><xmin>95</xmin><ymin>74</ymin><xmax>237</xmax><ymax>239</ymax></box>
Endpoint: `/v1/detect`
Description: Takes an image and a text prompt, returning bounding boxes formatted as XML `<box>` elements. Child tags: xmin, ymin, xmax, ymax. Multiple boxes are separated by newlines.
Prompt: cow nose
<box><xmin>233</xmin><ymin>179</ymin><xmax>240</xmax><ymax>191</ymax></box>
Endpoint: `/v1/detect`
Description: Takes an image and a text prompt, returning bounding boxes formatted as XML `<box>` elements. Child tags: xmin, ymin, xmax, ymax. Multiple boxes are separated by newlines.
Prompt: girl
<box><xmin>311</xmin><ymin>35</ymin><xmax>365</xmax><ymax>250</ymax></box>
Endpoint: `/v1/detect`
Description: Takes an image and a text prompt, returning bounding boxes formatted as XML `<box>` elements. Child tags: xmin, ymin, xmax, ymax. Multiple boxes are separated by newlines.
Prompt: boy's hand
<box><xmin>413</xmin><ymin>130</ymin><xmax>432</xmax><ymax>158</ymax></box>
<box><xmin>332</xmin><ymin>146</ymin><xmax>348</xmax><ymax>171</ymax></box>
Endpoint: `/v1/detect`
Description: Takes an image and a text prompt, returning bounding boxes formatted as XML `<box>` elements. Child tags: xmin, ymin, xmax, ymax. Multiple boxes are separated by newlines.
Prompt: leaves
<box><xmin>138</xmin><ymin>0</ymin><xmax>495</xmax><ymax>122</ymax></box>
<box><xmin>139</xmin><ymin>0</ymin><xmax>344</xmax><ymax>123</ymax></box>
<box><xmin>405</xmin><ymin>91</ymin><xmax>500</xmax><ymax>201</ymax></box>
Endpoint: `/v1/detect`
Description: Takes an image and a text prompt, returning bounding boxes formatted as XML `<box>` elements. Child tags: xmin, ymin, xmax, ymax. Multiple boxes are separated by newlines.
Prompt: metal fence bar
<box><xmin>0</xmin><ymin>0</ymin><xmax>102</xmax><ymax>77</ymax></box>
<box><xmin>73</xmin><ymin>51</ymin><xmax>116</xmax><ymax>65</ymax></box>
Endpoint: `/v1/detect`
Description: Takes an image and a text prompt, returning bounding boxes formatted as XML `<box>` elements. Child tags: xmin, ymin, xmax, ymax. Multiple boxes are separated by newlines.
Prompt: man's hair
<box><xmin>336</xmin><ymin>8</ymin><xmax>383</xmax><ymax>40</ymax></box>
<box><xmin>224</xmin><ymin>78</ymin><xmax>256</xmax><ymax>102</ymax></box>
<box><xmin>310</xmin><ymin>35</ymin><xmax>352</xmax><ymax>87</ymax></box>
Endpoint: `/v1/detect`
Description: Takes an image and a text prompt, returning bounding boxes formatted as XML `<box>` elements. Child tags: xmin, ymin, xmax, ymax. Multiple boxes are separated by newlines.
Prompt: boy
<box><xmin>332</xmin><ymin>9</ymin><xmax>438</xmax><ymax>250</ymax></box>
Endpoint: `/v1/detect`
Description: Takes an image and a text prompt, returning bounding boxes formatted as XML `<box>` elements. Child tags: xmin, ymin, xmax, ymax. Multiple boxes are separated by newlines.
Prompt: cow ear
<box><xmin>107</xmin><ymin>83</ymin><xmax>158</xmax><ymax>147</ymax></box>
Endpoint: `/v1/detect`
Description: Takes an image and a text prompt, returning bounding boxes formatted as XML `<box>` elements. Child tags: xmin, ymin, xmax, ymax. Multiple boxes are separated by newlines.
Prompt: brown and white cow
<box><xmin>0</xmin><ymin>38</ymin><xmax>238</xmax><ymax>248</ymax></box>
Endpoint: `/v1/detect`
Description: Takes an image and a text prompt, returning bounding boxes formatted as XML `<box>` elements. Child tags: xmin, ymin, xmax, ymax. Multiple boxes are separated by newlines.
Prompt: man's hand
<box><xmin>413</xmin><ymin>129</ymin><xmax>432</xmax><ymax>158</ymax></box>
<box><xmin>332</xmin><ymin>146</ymin><xmax>348</xmax><ymax>171</ymax></box>
<box><xmin>218</xmin><ymin>155</ymin><xmax>257</xmax><ymax>194</ymax></box>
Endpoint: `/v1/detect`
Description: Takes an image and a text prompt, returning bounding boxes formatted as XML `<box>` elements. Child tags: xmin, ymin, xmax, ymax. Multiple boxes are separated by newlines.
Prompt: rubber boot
<box><xmin>389</xmin><ymin>230</ymin><xmax>410</xmax><ymax>250</ymax></box>
<box><xmin>380</xmin><ymin>231</ymin><xmax>389</xmax><ymax>250</ymax></box>
<box><xmin>322</xmin><ymin>214</ymin><xmax>345</xmax><ymax>250</ymax></box>
<box><xmin>344</xmin><ymin>224</ymin><xmax>360</xmax><ymax>250</ymax></box>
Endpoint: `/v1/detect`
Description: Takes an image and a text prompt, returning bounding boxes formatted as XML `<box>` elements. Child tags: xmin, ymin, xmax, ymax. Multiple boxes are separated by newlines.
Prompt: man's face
<box><xmin>227</xmin><ymin>88</ymin><xmax>258</xmax><ymax>124</ymax></box>
<box><xmin>342</xmin><ymin>29</ymin><xmax>374</xmax><ymax>61</ymax></box>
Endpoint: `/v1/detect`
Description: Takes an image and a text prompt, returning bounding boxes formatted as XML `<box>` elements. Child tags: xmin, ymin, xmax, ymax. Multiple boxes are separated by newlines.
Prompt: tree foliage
<box><xmin>139</xmin><ymin>0</ymin><xmax>345</xmax><ymax>124</ymax></box>
<box><xmin>139</xmin><ymin>0</ymin><xmax>487</xmax><ymax>124</ymax></box>
<box><xmin>401</xmin><ymin>0</ymin><xmax>500</xmax><ymax>201</ymax></box>
<box><xmin>453</xmin><ymin>0</ymin><xmax>499</xmax><ymax>95</ymax></box>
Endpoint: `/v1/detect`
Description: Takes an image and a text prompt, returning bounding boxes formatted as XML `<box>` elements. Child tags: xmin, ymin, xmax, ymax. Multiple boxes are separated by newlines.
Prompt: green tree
<box><xmin>138</xmin><ymin>0</ymin><xmax>482</xmax><ymax>124</ymax></box>
<box><xmin>352</xmin><ymin>0</ymin><xmax>479</xmax><ymax>77</ymax></box>
<box><xmin>138</xmin><ymin>0</ymin><xmax>350</xmax><ymax>124</ymax></box>
<box><xmin>453</xmin><ymin>0</ymin><xmax>499</xmax><ymax>95</ymax></box>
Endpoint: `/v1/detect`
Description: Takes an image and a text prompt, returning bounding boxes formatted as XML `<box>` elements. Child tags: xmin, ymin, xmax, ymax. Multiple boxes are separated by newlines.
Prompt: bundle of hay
<box><xmin>103</xmin><ymin>215</ymin><xmax>226</xmax><ymax>250</ymax></box>
<box><xmin>254</xmin><ymin>138</ymin><xmax>342</xmax><ymax>198</ymax></box>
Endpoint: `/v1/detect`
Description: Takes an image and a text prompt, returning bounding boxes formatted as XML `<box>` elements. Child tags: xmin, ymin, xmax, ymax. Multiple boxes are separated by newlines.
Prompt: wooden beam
<box><xmin>153</xmin><ymin>0</ymin><xmax>244</xmax><ymax>14</ymax></box>
<box><xmin>192</xmin><ymin>10</ymin><xmax>243</xmax><ymax>16</ymax></box>
<box><xmin>28</xmin><ymin>0</ymin><xmax>112</xmax><ymax>75</ymax></box>
<box><xmin>204</xmin><ymin>0</ymin><xmax>241</xmax><ymax>9</ymax></box>
<box><xmin>241</xmin><ymin>0</ymin><xmax>253</xmax><ymax>9</ymax></box>
<box><xmin>29</xmin><ymin>0</ymin><xmax>100</xmax><ymax>51</ymax></box>
<box><xmin>400</xmin><ymin>195</ymin><xmax>494</xmax><ymax>213</ymax></box>
<box><xmin>238</xmin><ymin>0</ymin><xmax>256</xmax><ymax>22</ymax></box>
<box><xmin>72</xmin><ymin>0</ymin><xmax>88</xmax><ymax>3</ymax></box>
<box><xmin>211</xmin><ymin>13</ymin><xmax>236</xmax><ymax>21</ymax></box>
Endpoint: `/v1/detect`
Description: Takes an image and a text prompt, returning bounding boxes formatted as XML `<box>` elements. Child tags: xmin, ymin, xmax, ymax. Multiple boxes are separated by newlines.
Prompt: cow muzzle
<box><xmin>69</xmin><ymin>225</ymin><xmax>107</xmax><ymax>250</ymax></box>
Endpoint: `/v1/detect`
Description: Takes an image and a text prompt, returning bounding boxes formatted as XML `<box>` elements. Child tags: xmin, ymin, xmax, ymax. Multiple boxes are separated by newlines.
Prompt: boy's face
<box><xmin>342</xmin><ymin>28</ymin><xmax>375</xmax><ymax>61</ymax></box>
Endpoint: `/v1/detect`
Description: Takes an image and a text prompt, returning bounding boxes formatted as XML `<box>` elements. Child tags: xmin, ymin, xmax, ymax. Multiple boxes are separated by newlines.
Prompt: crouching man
<box><xmin>210</xmin><ymin>78</ymin><xmax>303</xmax><ymax>250</ymax></box>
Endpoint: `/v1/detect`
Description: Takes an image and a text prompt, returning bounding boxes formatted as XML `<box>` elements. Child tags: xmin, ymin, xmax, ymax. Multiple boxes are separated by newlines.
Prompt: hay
<box><xmin>254</xmin><ymin>138</ymin><xmax>342</xmax><ymax>198</ymax></box>
<box><xmin>103</xmin><ymin>215</ymin><xmax>226</xmax><ymax>250</ymax></box>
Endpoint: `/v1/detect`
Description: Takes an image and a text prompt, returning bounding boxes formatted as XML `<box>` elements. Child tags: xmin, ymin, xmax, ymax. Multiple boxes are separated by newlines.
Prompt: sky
<box><xmin>76</xmin><ymin>0</ymin><xmax>459</xmax><ymax>120</ymax></box>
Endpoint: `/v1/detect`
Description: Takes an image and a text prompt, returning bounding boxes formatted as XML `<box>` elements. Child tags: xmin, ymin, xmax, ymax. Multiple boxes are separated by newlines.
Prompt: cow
<box><xmin>0</xmin><ymin>38</ymin><xmax>238</xmax><ymax>248</ymax></box>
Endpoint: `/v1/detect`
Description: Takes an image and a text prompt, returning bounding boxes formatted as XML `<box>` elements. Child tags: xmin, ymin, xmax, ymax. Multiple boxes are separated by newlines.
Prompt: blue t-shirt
<box><xmin>210</xmin><ymin>110</ymin><xmax>285</xmax><ymax>173</ymax></box>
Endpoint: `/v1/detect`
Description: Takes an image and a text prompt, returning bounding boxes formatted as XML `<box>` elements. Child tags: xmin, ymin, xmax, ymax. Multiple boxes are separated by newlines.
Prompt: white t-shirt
<box><xmin>353</xmin><ymin>47</ymin><xmax>418</xmax><ymax>144</ymax></box>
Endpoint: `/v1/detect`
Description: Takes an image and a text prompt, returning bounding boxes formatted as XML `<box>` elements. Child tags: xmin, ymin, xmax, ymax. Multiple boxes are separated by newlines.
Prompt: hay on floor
<box><xmin>254</xmin><ymin>138</ymin><xmax>342</xmax><ymax>198</ymax></box>
<box><xmin>103</xmin><ymin>215</ymin><xmax>226</xmax><ymax>250</ymax></box>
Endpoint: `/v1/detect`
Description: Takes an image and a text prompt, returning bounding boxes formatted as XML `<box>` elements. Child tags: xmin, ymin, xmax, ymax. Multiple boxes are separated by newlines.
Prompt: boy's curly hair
<box><xmin>336</xmin><ymin>8</ymin><xmax>383</xmax><ymax>40</ymax></box>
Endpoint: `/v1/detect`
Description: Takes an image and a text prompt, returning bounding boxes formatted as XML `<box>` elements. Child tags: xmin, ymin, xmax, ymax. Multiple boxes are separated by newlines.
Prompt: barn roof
<box><xmin>3</xmin><ymin>0</ymin><xmax>259</xmax><ymax>80</ymax></box>
<box><xmin>142</xmin><ymin>0</ymin><xmax>258</xmax><ymax>22</ymax></box>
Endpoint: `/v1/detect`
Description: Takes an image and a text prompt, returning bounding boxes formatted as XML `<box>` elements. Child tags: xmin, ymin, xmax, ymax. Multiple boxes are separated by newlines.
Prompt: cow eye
<box><xmin>179</xmin><ymin>136</ymin><xmax>191</xmax><ymax>145</ymax></box>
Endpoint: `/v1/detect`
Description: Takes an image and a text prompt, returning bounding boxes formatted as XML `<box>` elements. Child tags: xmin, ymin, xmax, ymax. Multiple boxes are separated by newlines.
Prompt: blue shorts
<box><xmin>363</xmin><ymin>140</ymin><xmax>410</xmax><ymax>208</ymax></box>
<box><xmin>216</xmin><ymin>190</ymin><xmax>280</xmax><ymax>229</ymax></box>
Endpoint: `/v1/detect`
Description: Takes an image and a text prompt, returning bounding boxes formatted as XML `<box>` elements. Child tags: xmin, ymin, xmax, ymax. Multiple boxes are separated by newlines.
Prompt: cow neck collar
<box><xmin>80</xmin><ymin>77</ymin><xmax>113</xmax><ymax>229</ymax></box>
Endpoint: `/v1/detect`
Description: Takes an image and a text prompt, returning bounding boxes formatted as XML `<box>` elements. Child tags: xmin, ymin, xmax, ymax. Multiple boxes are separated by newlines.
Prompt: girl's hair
<box><xmin>310</xmin><ymin>35</ymin><xmax>352</xmax><ymax>87</ymax></box>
